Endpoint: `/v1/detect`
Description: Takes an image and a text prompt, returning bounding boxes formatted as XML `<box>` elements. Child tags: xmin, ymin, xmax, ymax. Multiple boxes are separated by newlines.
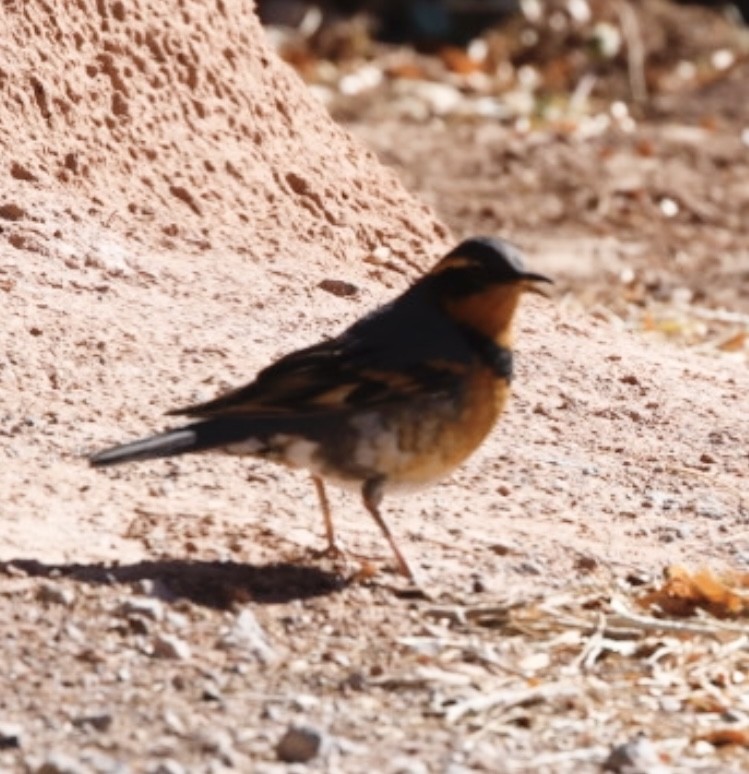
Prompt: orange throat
<box><xmin>443</xmin><ymin>285</ymin><xmax>523</xmax><ymax>348</ymax></box>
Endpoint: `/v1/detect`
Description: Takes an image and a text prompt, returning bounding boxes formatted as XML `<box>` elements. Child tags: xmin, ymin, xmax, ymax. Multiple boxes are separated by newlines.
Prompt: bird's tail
<box><xmin>89</xmin><ymin>419</ymin><xmax>256</xmax><ymax>468</ymax></box>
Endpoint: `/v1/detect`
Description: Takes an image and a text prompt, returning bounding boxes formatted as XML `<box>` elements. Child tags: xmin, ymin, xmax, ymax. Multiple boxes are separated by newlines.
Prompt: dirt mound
<box><xmin>2</xmin><ymin>0</ymin><xmax>445</xmax><ymax>263</ymax></box>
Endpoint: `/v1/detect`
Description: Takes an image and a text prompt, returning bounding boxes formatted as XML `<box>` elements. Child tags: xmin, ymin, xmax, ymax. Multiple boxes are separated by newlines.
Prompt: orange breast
<box><xmin>394</xmin><ymin>369</ymin><xmax>510</xmax><ymax>487</ymax></box>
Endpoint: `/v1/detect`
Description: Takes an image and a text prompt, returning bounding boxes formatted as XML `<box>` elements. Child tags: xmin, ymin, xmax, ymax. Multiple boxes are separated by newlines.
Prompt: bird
<box><xmin>90</xmin><ymin>236</ymin><xmax>552</xmax><ymax>582</ymax></box>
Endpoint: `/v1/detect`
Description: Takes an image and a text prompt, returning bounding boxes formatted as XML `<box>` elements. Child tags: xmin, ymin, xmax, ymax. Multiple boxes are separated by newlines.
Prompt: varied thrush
<box><xmin>90</xmin><ymin>237</ymin><xmax>552</xmax><ymax>581</ymax></box>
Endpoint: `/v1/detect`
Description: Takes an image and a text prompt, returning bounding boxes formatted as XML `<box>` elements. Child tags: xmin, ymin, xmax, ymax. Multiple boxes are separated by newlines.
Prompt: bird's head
<box><xmin>427</xmin><ymin>236</ymin><xmax>553</xmax><ymax>345</ymax></box>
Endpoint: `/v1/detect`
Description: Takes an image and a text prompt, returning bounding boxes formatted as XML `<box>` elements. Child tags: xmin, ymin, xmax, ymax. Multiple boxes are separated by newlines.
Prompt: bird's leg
<box><xmin>362</xmin><ymin>477</ymin><xmax>416</xmax><ymax>581</ymax></box>
<box><xmin>311</xmin><ymin>474</ymin><xmax>343</xmax><ymax>556</ymax></box>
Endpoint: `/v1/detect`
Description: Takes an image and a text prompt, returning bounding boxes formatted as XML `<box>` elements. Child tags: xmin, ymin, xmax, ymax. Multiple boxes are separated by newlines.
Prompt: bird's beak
<box><xmin>521</xmin><ymin>272</ymin><xmax>554</xmax><ymax>297</ymax></box>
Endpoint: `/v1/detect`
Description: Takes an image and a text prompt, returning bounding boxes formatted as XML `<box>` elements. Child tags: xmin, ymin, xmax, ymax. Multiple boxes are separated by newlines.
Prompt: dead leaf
<box><xmin>698</xmin><ymin>728</ymin><xmax>749</xmax><ymax>747</ymax></box>
<box><xmin>638</xmin><ymin>566</ymin><xmax>749</xmax><ymax>619</ymax></box>
<box><xmin>717</xmin><ymin>331</ymin><xmax>747</xmax><ymax>352</ymax></box>
<box><xmin>439</xmin><ymin>46</ymin><xmax>482</xmax><ymax>75</ymax></box>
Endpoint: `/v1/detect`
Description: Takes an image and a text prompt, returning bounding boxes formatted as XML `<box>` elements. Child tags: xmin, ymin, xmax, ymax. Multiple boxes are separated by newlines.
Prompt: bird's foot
<box><xmin>348</xmin><ymin>554</ymin><xmax>433</xmax><ymax>599</ymax></box>
<box><xmin>313</xmin><ymin>542</ymin><xmax>432</xmax><ymax>598</ymax></box>
<box><xmin>308</xmin><ymin>540</ymin><xmax>362</xmax><ymax>579</ymax></box>
<box><xmin>311</xmin><ymin>539</ymin><xmax>350</xmax><ymax>562</ymax></box>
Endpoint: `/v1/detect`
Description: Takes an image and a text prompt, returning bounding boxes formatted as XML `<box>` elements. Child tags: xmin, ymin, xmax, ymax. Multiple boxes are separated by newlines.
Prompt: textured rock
<box><xmin>2</xmin><ymin>0</ymin><xmax>445</xmax><ymax>264</ymax></box>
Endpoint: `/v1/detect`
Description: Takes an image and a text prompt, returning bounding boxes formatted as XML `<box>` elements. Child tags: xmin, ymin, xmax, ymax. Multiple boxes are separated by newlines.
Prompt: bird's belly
<box><xmin>338</xmin><ymin>372</ymin><xmax>510</xmax><ymax>489</ymax></box>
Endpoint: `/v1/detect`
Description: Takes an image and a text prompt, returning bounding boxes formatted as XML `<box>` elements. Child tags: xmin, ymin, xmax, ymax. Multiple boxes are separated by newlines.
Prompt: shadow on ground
<box><xmin>1</xmin><ymin>557</ymin><xmax>348</xmax><ymax>607</ymax></box>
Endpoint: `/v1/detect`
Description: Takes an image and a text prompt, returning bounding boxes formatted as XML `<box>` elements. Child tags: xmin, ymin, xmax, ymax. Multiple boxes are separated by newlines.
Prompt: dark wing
<box><xmin>169</xmin><ymin>286</ymin><xmax>475</xmax><ymax>419</ymax></box>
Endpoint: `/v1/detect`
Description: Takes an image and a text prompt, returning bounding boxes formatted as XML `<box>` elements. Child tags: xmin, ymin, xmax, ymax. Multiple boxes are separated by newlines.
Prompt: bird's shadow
<box><xmin>1</xmin><ymin>557</ymin><xmax>349</xmax><ymax>608</ymax></box>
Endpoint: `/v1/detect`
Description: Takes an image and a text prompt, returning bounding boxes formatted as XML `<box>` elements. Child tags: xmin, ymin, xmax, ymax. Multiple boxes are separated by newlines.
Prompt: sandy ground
<box><xmin>1</xmin><ymin>2</ymin><xmax>748</xmax><ymax>772</ymax></box>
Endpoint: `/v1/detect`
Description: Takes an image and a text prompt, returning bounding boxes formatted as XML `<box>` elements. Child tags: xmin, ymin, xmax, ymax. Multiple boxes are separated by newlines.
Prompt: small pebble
<box><xmin>78</xmin><ymin>752</ymin><xmax>124</xmax><ymax>774</ymax></box>
<box><xmin>71</xmin><ymin>712</ymin><xmax>113</xmax><ymax>732</ymax></box>
<box><xmin>147</xmin><ymin>761</ymin><xmax>185</xmax><ymax>774</ymax></box>
<box><xmin>318</xmin><ymin>278</ymin><xmax>358</xmax><ymax>297</ymax></box>
<box><xmin>276</xmin><ymin>724</ymin><xmax>325</xmax><ymax>763</ymax></box>
<box><xmin>200</xmin><ymin>683</ymin><xmax>223</xmax><ymax>703</ymax></box>
<box><xmin>515</xmin><ymin>561</ymin><xmax>543</xmax><ymax>576</ymax></box>
<box><xmin>165</xmin><ymin>610</ymin><xmax>189</xmax><ymax>630</ymax></box>
<box><xmin>162</xmin><ymin>711</ymin><xmax>187</xmax><ymax>736</ymax></box>
<box><xmin>603</xmin><ymin>733</ymin><xmax>663</xmax><ymax>772</ymax></box>
<box><xmin>0</xmin><ymin>721</ymin><xmax>22</xmax><ymax>749</ymax></box>
<box><xmin>217</xmin><ymin>608</ymin><xmax>277</xmax><ymax>664</ymax></box>
<box><xmin>152</xmin><ymin>634</ymin><xmax>191</xmax><ymax>661</ymax></box>
<box><xmin>194</xmin><ymin>728</ymin><xmax>235</xmax><ymax>765</ymax></box>
<box><xmin>63</xmin><ymin>622</ymin><xmax>85</xmax><ymax>643</ymax></box>
<box><xmin>391</xmin><ymin>757</ymin><xmax>429</xmax><ymax>774</ymax></box>
<box><xmin>118</xmin><ymin>597</ymin><xmax>164</xmax><ymax>622</ymax></box>
<box><xmin>36</xmin><ymin>582</ymin><xmax>76</xmax><ymax>607</ymax></box>
<box><xmin>33</xmin><ymin>752</ymin><xmax>86</xmax><ymax>774</ymax></box>
<box><xmin>575</xmin><ymin>554</ymin><xmax>598</xmax><ymax>572</ymax></box>
<box><xmin>290</xmin><ymin>694</ymin><xmax>319</xmax><ymax>712</ymax></box>
<box><xmin>659</xmin><ymin>696</ymin><xmax>682</xmax><ymax>713</ymax></box>
<box><xmin>134</xmin><ymin>578</ymin><xmax>174</xmax><ymax>600</ymax></box>
<box><xmin>693</xmin><ymin>739</ymin><xmax>715</xmax><ymax>756</ymax></box>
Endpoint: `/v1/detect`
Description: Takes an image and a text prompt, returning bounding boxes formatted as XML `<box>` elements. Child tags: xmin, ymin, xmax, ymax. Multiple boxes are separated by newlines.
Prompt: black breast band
<box><xmin>460</xmin><ymin>327</ymin><xmax>513</xmax><ymax>381</ymax></box>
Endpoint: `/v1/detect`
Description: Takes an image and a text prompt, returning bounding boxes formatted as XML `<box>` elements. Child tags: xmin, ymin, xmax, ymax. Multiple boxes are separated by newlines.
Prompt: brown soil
<box><xmin>1</xmin><ymin>2</ymin><xmax>748</xmax><ymax>772</ymax></box>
